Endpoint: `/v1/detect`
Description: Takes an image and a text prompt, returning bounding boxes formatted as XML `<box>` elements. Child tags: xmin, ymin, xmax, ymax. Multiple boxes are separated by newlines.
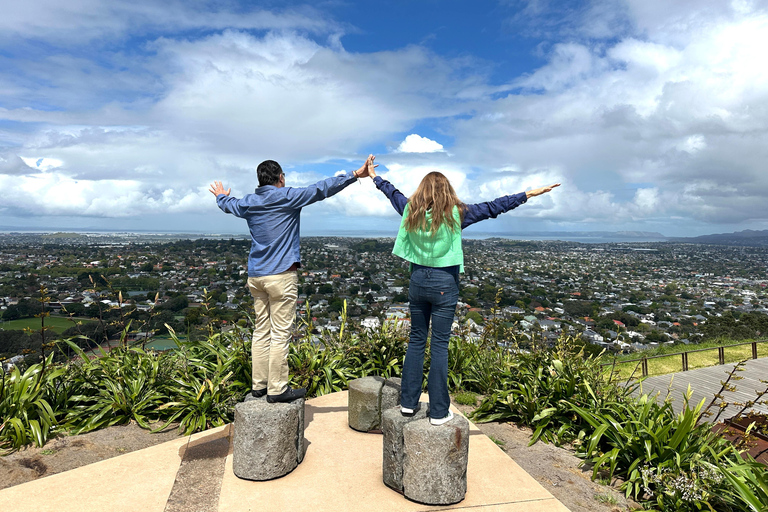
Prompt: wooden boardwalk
<box><xmin>636</xmin><ymin>357</ymin><xmax>768</xmax><ymax>420</ymax></box>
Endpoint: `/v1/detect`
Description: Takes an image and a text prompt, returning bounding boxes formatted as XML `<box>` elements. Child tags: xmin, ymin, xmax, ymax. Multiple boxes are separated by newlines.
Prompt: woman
<box><xmin>365</xmin><ymin>158</ymin><xmax>559</xmax><ymax>425</ymax></box>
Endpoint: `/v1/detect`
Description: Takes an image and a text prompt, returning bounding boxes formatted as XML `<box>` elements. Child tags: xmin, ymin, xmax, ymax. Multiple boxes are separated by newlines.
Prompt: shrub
<box><xmin>0</xmin><ymin>354</ymin><xmax>63</xmax><ymax>452</ymax></box>
<box><xmin>570</xmin><ymin>391</ymin><xmax>734</xmax><ymax>508</ymax></box>
<box><xmin>470</xmin><ymin>336</ymin><xmax>627</xmax><ymax>445</ymax></box>
<box><xmin>62</xmin><ymin>341</ymin><xmax>167</xmax><ymax>433</ymax></box>
<box><xmin>154</xmin><ymin>328</ymin><xmax>251</xmax><ymax>435</ymax></box>
<box><xmin>717</xmin><ymin>451</ymin><xmax>768</xmax><ymax>512</ymax></box>
<box><xmin>0</xmin><ymin>354</ymin><xmax>65</xmax><ymax>452</ymax></box>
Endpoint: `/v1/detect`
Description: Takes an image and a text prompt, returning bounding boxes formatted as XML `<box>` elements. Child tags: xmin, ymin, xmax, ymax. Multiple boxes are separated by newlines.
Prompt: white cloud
<box><xmin>676</xmin><ymin>135</ymin><xmax>706</xmax><ymax>153</ymax></box>
<box><xmin>395</xmin><ymin>134</ymin><xmax>445</xmax><ymax>153</ymax></box>
<box><xmin>2</xmin><ymin>2</ymin><xmax>768</xmax><ymax>235</ymax></box>
<box><xmin>0</xmin><ymin>26</ymin><xmax>489</xmax><ymax>222</ymax></box>
<box><xmin>449</xmin><ymin>1</ymin><xmax>768</xmax><ymax>228</ymax></box>
<box><xmin>0</xmin><ymin>0</ymin><xmax>338</xmax><ymax>43</ymax></box>
<box><xmin>0</xmin><ymin>171</ymin><xmax>212</xmax><ymax>218</ymax></box>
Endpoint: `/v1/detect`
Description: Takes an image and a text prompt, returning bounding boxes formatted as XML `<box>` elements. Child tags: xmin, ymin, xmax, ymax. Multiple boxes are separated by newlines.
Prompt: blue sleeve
<box><xmin>285</xmin><ymin>174</ymin><xmax>358</xmax><ymax>208</ymax></box>
<box><xmin>373</xmin><ymin>176</ymin><xmax>408</xmax><ymax>215</ymax></box>
<box><xmin>216</xmin><ymin>195</ymin><xmax>248</xmax><ymax>217</ymax></box>
<box><xmin>461</xmin><ymin>192</ymin><xmax>528</xmax><ymax>229</ymax></box>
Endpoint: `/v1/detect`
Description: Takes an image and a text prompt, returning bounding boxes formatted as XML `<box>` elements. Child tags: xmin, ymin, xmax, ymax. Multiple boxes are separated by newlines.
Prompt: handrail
<box><xmin>601</xmin><ymin>339</ymin><xmax>768</xmax><ymax>377</ymax></box>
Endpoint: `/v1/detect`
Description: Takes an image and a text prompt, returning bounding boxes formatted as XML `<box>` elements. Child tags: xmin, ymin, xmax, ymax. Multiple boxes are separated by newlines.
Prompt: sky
<box><xmin>1</xmin><ymin>0</ymin><xmax>768</xmax><ymax>238</ymax></box>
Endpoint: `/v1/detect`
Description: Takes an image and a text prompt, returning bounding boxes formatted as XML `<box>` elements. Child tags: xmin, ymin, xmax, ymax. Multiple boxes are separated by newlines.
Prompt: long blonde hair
<box><xmin>404</xmin><ymin>172</ymin><xmax>466</xmax><ymax>234</ymax></box>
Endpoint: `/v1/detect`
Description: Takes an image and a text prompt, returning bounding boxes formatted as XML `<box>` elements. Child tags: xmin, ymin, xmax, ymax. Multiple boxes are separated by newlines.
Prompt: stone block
<box><xmin>380</xmin><ymin>377</ymin><xmax>401</xmax><ymax>414</ymax></box>
<box><xmin>381</xmin><ymin>402</ymin><xmax>428</xmax><ymax>492</ymax></box>
<box><xmin>348</xmin><ymin>376</ymin><xmax>402</xmax><ymax>433</ymax></box>
<box><xmin>382</xmin><ymin>407</ymin><xmax>470</xmax><ymax>505</ymax></box>
<box><xmin>232</xmin><ymin>397</ymin><xmax>305</xmax><ymax>481</ymax></box>
<box><xmin>402</xmin><ymin>414</ymin><xmax>470</xmax><ymax>505</ymax></box>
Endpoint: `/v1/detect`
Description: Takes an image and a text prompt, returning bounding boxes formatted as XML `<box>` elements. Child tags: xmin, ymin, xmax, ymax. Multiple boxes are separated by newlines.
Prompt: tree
<box><xmin>160</xmin><ymin>295</ymin><xmax>188</xmax><ymax>312</ymax></box>
<box><xmin>465</xmin><ymin>311</ymin><xmax>484</xmax><ymax>325</ymax></box>
<box><xmin>328</xmin><ymin>297</ymin><xmax>345</xmax><ymax>313</ymax></box>
<box><xmin>62</xmin><ymin>302</ymin><xmax>86</xmax><ymax>317</ymax></box>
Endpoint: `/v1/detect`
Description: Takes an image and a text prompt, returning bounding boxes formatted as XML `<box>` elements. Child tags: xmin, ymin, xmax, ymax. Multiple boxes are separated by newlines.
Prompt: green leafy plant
<box><xmin>288</xmin><ymin>340</ymin><xmax>357</xmax><ymax>397</ymax></box>
<box><xmin>569</xmin><ymin>390</ymin><xmax>734</xmax><ymax>506</ymax></box>
<box><xmin>454</xmin><ymin>390</ymin><xmax>478</xmax><ymax>406</ymax></box>
<box><xmin>717</xmin><ymin>450</ymin><xmax>768</xmax><ymax>512</ymax></box>
<box><xmin>0</xmin><ymin>354</ymin><xmax>65</xmax><ymax>452</ymax></box>
<box><xmin>154</xmin><ymin>327</ymin><xmax>250</xmax><ymax>435</ymax></box>
<box><xmin>62</xmin><ymin>337</ymin><xmax>166</xmax><ymax>433</ymax></box>
<box><xmin>470</xmin><ymin>335</ymin><xmax>626</xmax><ymax>445</ymax></box>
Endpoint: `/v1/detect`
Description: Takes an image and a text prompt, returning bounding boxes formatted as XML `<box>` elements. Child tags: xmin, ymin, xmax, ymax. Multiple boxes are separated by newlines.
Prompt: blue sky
<box><xmin>1</xmin><ymin>0</ymin><xmax>768</xmax><ymax>237</ymax></box>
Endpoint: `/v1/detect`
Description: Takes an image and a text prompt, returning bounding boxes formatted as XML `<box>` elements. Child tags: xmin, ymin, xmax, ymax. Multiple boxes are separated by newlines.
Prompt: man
<box><xmin>209</xmin><ymin>156</ymin><xmax>374</xmax><ymax>403</ymax></box>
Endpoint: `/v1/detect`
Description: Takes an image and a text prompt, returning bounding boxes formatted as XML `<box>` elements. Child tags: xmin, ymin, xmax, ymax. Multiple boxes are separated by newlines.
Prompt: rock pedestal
<box><xmin>233</xmin><ymin>396</ymin><xmax>305</xmax><ymax>480</ymax></box>
<box><xmin>381</xmin><ymin>403</ymin><xmax>428</xmax><ymax>492</ymax></box>
<box><xmin>382</xmin><ymin>405</ymin><xmax>470</xmax><ymax>506</ymax></box>
<box><xmin>347</xmin><ymin>376</ymin><xmax>401</xmax><ymax>433</ymax></box>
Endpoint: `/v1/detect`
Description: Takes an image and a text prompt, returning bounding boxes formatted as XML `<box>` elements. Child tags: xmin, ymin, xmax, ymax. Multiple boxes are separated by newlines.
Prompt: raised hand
<box><xmin>354</xmin><ymin>154</ymin><xmax>378</xmax><ymax>179</ymax></box>
<box><xmin>526</xmin><ymin>183</ymin><xmax>560</xmax><ymax>198</ymax></box>
<box><xmin>209</xmin><ymin>181</ymin><xmax>231</xmax><ymax>197</ymax></box>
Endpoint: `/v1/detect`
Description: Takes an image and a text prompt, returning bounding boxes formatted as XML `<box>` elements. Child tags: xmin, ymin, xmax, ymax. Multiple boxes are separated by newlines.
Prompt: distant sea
<box><xmin>305</xmin><ymin>229</ymin><xmax>669</xmax><ymax>243</ymax></box>
<box><xmin>0</xmin><ymin>227</ymin><xmax>670</xmax><ymax>244</ymax></box>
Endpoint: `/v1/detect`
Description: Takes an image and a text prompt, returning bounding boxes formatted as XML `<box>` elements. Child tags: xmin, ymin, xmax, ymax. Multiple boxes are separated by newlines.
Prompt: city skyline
<box><xmin>1</xmin><ymin>1</ymin><xmax>767</xmax><ymax>237</ymax></box>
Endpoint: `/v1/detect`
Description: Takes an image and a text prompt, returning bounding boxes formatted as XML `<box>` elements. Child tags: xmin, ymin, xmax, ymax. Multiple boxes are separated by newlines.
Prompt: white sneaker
<box><xmin>430</xmin><ymin>411</ymin><xmax>454</xmax><ymax>426</ymax></box>
<box><xmin>401</xmin><ymin>406</ymin><xmax>416</xmax><ymax>416</ymax></box>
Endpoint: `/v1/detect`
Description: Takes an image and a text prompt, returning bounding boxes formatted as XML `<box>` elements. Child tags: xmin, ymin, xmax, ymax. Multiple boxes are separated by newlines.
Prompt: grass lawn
<box><xmin>607</xmin><ymin>340</ymin><xmax>768</xmax><ymax>380</ymax></box>
<box><xmin>143</xmin><ymin>334</ymin><xmax>188</xmax><ymax>351</ymax></box>
<box><xmin>0</xmin><ymin>316</ymin><xmax>95</xmax><ymax>334</ymax></box>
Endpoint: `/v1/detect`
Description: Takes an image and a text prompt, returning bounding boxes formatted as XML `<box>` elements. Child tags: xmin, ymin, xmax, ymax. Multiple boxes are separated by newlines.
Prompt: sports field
<box><xmin>0</xmin><ymin>316</ymin><xmax>94</xmax><ymax>334</ymax></box>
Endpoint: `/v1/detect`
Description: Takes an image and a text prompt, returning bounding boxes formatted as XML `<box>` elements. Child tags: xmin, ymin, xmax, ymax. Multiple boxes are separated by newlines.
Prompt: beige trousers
<box><xmin>247</xmin><ymin>270</ymin><xmax>298</xmax><ymax>395</ymax></box>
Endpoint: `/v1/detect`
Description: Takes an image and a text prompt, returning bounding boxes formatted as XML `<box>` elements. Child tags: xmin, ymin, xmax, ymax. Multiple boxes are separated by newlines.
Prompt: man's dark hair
<box><xmin>257</xmin><ymin>160</ymin><xmax>283</xmax><ymax>187</ymax></box>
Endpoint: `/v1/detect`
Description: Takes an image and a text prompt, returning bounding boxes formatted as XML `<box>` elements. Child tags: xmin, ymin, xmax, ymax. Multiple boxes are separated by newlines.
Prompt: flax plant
<box><xmin>470</xmin><ymin>335</ymin><xmax>625</xmax><ymax>445</ymax></box>
<box><xmin>0</xmin><ymin>354</ymin><xmax>65</xmax><ymax>452</ymax></box>
<box><xmin>569</xmin><ymin>389</ymin><xmax>735</xmax><ymax>506</ymax></box>
<box><xmin>61</xmin><ymin>334</ymin><xmax>166</xmax><ymax>433</ymax></box>
<box><xmin>154</xmin><ymin>324</ymin><xmax>251</xmax><ymax>435</ymax></box>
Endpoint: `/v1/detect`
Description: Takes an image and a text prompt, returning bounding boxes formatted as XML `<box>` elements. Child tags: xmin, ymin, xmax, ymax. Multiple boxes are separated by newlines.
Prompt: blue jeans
<box><xmin>401</xmin><ymin>264</ymin><xmax>459</xmax><ymax>419</ymax></box>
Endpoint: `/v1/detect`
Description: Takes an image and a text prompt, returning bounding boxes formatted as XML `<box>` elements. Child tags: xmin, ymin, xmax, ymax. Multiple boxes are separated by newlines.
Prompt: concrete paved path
<box><xmin>637</xmin><ymin>356</ymin><xmax>768</xmax><ymax>419</ymax></box>
<box><xmin>0</xmin><ymin>391</ymin><xmax>570</xmax><ymax>512</ymax></box>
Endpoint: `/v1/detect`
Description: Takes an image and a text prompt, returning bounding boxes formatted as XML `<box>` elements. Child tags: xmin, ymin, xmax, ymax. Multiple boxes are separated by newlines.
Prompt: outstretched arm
<box><xmin>286</xmin><ymin>155</ymin><xmax>376</xmax><ymax>208</ymax></box>
<box><xmin>365</xmin><ymin>156</ymin><xmax>408</xmax><ymax>215</ymax></box>
<box><xmin>462</xmin><ymin>183</ymin><xmax>560</xmax><ymax>229</ymax></box>
<box><xmin>210</xmin><ymin>181</ymin><xmax>247</xmax><ymax>217</ymax></box>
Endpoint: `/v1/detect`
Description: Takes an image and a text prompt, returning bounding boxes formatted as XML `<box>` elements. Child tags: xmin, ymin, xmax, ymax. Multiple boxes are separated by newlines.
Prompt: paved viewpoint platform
<box><xmin>0</xmin><ymin>391</ymin><xmax>569</xmax><ymax>512</ymax></box>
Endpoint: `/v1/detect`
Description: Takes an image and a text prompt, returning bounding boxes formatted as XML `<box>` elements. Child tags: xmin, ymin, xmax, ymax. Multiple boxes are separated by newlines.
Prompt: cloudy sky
<box><xmin>1</xmin><ymin>0</ymin><xmax>767</xmax><ymax>238</ymax></box>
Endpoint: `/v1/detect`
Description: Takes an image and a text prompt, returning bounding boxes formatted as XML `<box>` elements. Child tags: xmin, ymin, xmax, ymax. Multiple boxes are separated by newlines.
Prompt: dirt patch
<box><xmin>0</xmin><ymin>422</ymin><xmax>183</xmax><ymax>491</ymax></box>
<box><xmin>452</xmin><ymin>400</ymin><xmax>642</xmax><ymax>512</ymax></box>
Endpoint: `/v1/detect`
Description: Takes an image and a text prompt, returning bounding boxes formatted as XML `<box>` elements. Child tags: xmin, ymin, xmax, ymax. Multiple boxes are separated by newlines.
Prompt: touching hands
<box><xmin>526</xmin><ymin>183</ymin><xmax>561</xmax><ymax>199</ymax></box>
<box><xmin>353</xmin><ymin>154</ymin><xmax>378</xmax><ymax>179</ymax></box>
<box><xmin>209</xmin><ymin>181</ymin><xmax>231</xmax><ymax>197</ymax></box>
